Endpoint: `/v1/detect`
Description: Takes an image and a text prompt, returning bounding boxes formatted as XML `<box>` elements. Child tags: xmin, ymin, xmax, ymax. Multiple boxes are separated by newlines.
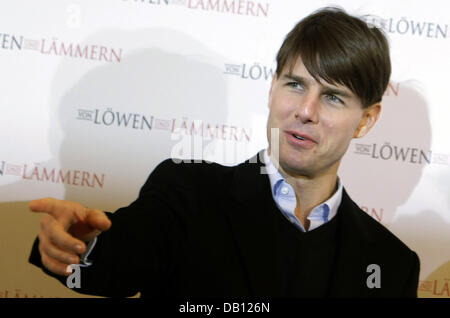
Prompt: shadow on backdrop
<box><xmin>340</xmin><ymin>81</ymin><xmax>450</xmax><ymax>295</ymax></box>
<box><xmin>0</xmin><ymin>28</ymin><xmax>228</xmax><ymax>297</ymax></box>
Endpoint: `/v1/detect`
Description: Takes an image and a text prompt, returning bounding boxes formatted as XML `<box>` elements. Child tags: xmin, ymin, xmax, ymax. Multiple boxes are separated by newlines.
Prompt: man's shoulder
<box><xmin>342</xmin><ymin>192</ymin><xmax>416</xmax><ymax>256</ymax></box>
<box><xmin>142</xmin><ymin>158</ymin><xmax>237</xmax><ymax>189</ymax></box>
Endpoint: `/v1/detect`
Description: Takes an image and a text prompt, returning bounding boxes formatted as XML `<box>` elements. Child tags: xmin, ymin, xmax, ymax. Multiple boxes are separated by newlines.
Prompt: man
<box><xmin>29</xmin><ymin>7</ymin><xmax>420</xmax><ymax>297</ymax></box>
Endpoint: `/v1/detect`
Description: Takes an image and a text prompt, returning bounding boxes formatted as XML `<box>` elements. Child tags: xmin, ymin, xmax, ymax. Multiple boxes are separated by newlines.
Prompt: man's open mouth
<box><xmin>293</xmin><ymin>134</ymin><xmax>307</xmax><ymax>141</ymax></box>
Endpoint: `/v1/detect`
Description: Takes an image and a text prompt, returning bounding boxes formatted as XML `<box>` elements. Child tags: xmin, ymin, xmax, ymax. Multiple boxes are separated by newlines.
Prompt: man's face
<box><xmin>267</xmin><ymin>58</ymin><xmax>380</xmax><ymax>178</ymax></box>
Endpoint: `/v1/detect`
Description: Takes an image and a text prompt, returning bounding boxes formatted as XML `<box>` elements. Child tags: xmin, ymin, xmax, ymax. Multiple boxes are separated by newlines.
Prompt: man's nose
<box><xmin>295</xmin><ymin>93</ymin><xmax>320</xmax><ymax>124</ymax></box>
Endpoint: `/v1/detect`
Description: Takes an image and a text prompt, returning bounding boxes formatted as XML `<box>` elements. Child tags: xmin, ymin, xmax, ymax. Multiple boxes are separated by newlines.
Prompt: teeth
<box><xmin>293</xmin><ymin>134</ymin><xmax>306</xmax><ymax>140</ymax></box>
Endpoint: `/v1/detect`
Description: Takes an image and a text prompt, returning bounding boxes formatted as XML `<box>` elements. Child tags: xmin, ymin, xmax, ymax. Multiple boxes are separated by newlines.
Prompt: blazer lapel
<box><xmin>225</xmin><ymin>151</ymin><xmax>288</xmax><ymax>296</ymax></box>
<box><xmin>328</xmin><ymin>189</ymin><xmax>376</xmax><ymax>297</ymax></box>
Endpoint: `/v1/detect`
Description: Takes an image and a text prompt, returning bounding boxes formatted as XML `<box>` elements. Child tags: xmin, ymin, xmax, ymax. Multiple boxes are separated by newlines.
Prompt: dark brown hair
<box><xmin>276</xmin><ymin>7</ymin><xmax>391</xmax><ymax>107</ymax></box>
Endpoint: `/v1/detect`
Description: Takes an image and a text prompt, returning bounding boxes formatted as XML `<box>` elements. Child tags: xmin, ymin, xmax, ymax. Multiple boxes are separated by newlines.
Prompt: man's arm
<box><xmin>403</xmin><ymin>251</ymin><xmax>420</xmax><ymax>297</ymax></box>
<box><xmin>28</xmin><ymin>159</ymin><xmax>183</xmax><ymax>297</ymax></box>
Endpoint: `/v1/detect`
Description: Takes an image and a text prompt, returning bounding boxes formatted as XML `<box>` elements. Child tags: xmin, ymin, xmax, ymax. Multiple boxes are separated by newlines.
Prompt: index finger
<box><xmin>29</xmin><ymin>197</ymin><xmax>86</xmax><ymax>222</ymax></box>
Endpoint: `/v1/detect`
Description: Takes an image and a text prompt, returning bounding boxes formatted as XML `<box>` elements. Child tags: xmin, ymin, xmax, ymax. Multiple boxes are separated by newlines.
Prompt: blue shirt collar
<box><xmin>263</xmin><ymin>149</ymin><xmax>343</xmax><ymax>231</ymax></box>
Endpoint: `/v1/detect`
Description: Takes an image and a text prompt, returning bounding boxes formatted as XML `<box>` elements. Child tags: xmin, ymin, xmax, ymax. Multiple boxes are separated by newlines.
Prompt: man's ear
<box><xmin>354</xmin><ymin>103</ymin><xmax>381</xmax><ymax>138</ymax></box>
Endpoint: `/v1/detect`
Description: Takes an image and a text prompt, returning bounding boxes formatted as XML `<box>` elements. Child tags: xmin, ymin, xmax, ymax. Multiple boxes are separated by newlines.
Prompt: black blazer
<box><xmin>29</xmin><ymin>151</ymin><xmax>420</xmax><ymax>298</ymax></box>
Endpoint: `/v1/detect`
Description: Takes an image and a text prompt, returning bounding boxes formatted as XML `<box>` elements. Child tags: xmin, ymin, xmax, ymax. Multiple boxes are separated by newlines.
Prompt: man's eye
<box><xmin>286</xmin><ymin>82</ymin><xmax>303</xmax><ymax>90</ymax></box>
<box><xmin>326</xmin><ymin>94</ymin><xmax>342</xmax><ymax>104</ymax></box>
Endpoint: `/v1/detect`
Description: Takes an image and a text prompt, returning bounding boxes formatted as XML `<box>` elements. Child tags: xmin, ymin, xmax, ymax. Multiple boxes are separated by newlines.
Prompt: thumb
<box><xmin>85</xmin><ymin>209</ymin><xmax>111</xmax><ymax>232</ymax></box>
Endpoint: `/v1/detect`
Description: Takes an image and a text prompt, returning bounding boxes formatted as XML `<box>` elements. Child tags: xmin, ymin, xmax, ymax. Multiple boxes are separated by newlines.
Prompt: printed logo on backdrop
<box><xmin>222</xmin><ymin>70</ymin><xmax>403</xmax><ymax>85</ymax></box>
<box><xmin>76</xmin><ymin>108</ymin><xmax>251</xmax><ymax>142</ymax></box>
<box><xmin>0</xmin><ymin>161</ymin><xmax>105</xmax><ymax>189</ymax></box>
<box><xmin>419</xmin><ymin>279</ymin><xmax>450</xmax><ymax>297</ymax></box>
<box><xmin>383</xmin><ymin>82</ymin><xmax>400</xmax><ymax>97</ymax></box>
<box><xmin>360</xmin><ymin>205</ymin><xmax>385</xmax><ymax>223</ymax></box>
<box><xmin>353</xmin><ymin>82</ymin><xmax>449</xmax><ymax>165</ymax></box>
<box><xmin>362</xmin><ymin>16</ymin><xmax>449</xmax><ymax>40</ymax></box>
<box><xmin>419</xmin><ymin>262</ymin><xmax>450</xmax><ymax>298</ymax></box>
<box><xmin>0</xmin><ymin>289</ymin><xmax>58</xmax><ymax>298</ymax></box>
<box><xmin>122</xmin><ymin>0</ymin><xmax>270</xmax><ymax>18</ymax></box>
<box><xmin>224</xmin><ymin>62</ymin><xmax>274</xmax><ymax>81</ymax></box>
<box><xmin>0</xmin><ymin>33</ymin><xmax>123</xmax><ymax>63</ymax></box>
<box><xmin>75</xmin><ymin>107</ymin><xmax>252</xmax><ymax>164</ymax></box>
<box><xmin>353</xmin><ymin>142</ymin><xmax>450</xmax><ymax>167</ymax></box>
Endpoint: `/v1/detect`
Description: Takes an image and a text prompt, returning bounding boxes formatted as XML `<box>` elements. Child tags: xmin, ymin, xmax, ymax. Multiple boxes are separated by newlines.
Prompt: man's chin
<box><xmin>278</xmin><ymin>159</ymin><xmax>315</xmax><ymax>178</ymax></box>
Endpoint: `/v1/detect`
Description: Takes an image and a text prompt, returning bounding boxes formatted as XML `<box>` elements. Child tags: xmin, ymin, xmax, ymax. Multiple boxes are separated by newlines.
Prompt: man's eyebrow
<box><xmin>282</xmin><ymin>74</ymin><xmax>309</xmax><ymax>85</ymax></box>
<box><xmin>282</xmin><ymin>74</ymin><xmax>352</xmax><ymax>98</ymax></box>
<box><xmin>321</xmin><ymin>87</ymin><xmax>352</xmax><ymax>99</ymax></box>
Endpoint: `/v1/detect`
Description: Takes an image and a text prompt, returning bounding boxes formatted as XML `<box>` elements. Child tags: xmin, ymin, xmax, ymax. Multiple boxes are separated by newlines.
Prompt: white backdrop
<box><xmin>0</xmin><ymin>0</ymin><xmax>449</xmax><ymax>298</ymax></box>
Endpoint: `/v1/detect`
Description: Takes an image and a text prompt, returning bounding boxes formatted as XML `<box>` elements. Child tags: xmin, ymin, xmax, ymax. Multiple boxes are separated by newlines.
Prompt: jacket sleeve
<box><xmin>402</xmin><ymin>250</ymin><xmax>420</xmax><ymax>297</ymax></box>
<box><xmin>28</xmin><ymin>159</ymin><xmax>182</xmax><ymax>297</ymax></box>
